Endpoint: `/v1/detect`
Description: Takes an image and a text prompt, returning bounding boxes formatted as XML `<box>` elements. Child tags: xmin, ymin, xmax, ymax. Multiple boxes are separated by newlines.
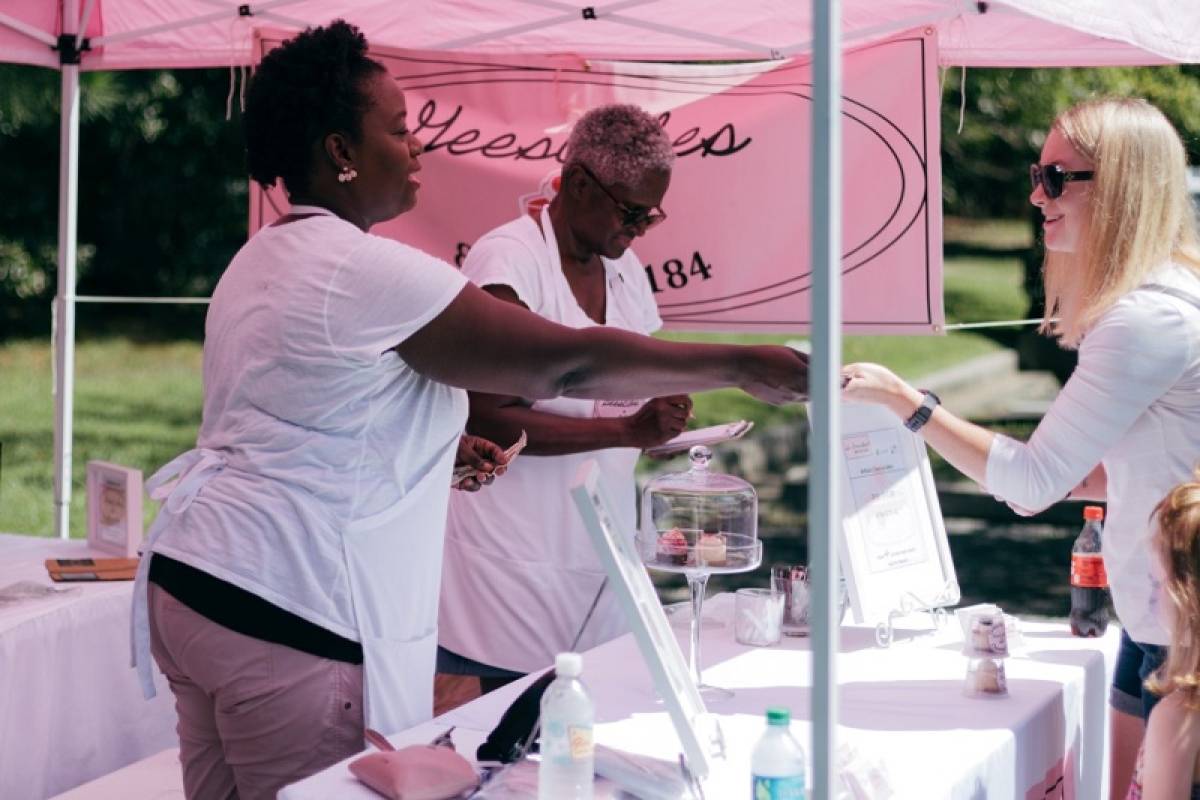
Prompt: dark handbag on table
<box><xmin>474</xmin><ymin>668</ymin><xmax>556</xmax><ymax>763</ymax></box>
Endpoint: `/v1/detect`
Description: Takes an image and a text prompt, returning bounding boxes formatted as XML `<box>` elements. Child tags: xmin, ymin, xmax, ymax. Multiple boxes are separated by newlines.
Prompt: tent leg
<box><xmin>809</xmin><ymin>0</ymin><xmax>842</xmax><ymax>797</ymax></box>
<box><xmin>53</xmin><ymin>29</ymin><xmax>80</xmax><ymax>539</ymax></box>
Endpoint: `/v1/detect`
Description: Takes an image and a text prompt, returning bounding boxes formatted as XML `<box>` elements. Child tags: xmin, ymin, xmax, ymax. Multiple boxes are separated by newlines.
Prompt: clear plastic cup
<box><xmin>734</xmin><ymin>588</ymin><xmax>784</xmax><ymax>646</ymax></box>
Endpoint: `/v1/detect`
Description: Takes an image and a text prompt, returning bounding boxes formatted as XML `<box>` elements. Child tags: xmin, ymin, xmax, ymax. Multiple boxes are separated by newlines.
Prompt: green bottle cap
<box><xmin>766</xmin><ymin>707</ymin><xmax>790</xmax><ymax>725</ymax></box>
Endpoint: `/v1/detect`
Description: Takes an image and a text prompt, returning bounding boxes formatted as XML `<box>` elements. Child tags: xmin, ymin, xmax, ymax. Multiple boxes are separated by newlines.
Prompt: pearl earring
<box><xmin>338</xmin><ymin>165</ymin><xmax>358</xmax><ymax>184</ymax></box>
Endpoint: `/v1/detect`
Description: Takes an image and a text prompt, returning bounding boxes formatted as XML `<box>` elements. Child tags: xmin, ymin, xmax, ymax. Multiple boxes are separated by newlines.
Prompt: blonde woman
<box><xmin>1127</xmin><ymin>475</ymin><xmax>1200</xmax><ymax>799</ymax></box>
<box><xmin>842</xmin><ymin>97</ymin><xmax>1200</xmax><ymax>799</ymax></box>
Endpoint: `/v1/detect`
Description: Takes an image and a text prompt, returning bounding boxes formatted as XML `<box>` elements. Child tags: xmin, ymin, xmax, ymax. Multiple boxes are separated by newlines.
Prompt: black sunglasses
<box><xmin>1029</xmin><ymin>163</ymin><xmax>1094</xmax><ymax>199</ymax></box>
<box><xmin>577</xmin><ymin>164</ymin><xmax>667</xmax><ymax>230</ymax></box>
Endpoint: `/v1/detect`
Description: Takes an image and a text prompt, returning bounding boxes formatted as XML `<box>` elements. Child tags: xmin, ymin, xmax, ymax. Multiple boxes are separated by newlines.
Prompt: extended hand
<box><xmin>840</xmin><ymin>362</ymin><xmax>917</xmax><ymax>415</ymax></box>
<box><xmin>740</xmin><ymin>346</ymin><xmax>809</xmax><ymax>405</ymax></box>
<box><xmin>624</xmin><ymin>395</ymin><xmax>693</xmax><ymax>449</ymax></box>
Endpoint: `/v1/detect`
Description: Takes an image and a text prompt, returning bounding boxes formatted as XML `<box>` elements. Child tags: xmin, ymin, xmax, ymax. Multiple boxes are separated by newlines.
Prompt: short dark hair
<box><xmin>244</xmin><ymin>19</ymin><xmax>385</xmax><ymax>194</ymax></box>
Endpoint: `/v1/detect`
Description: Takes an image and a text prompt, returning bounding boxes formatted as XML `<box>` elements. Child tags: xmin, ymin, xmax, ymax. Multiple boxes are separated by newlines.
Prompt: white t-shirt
<box><xmin>987</xmin><ymin>264</ymin><xmax>1200</xmax><ymax>645</ymax></box>
<box><xmin>438</xmin><ymin>209</ymin><xmax>662</xmax><ymax>673</ymax></box>
<box><xmin>149</xmin><ymin>208</ymin><xmax>469</xmax><ymax>641</ymax></box>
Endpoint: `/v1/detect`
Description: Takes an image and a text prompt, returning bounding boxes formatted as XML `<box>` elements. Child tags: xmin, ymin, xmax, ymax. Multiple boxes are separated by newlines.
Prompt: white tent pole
<box><xmin>53</xmin><ymin>0</ymin><xmax>82</xmax><ymax>539</ymax></box>
<box><xmin>809</xmin><ymin>0</ymin><xmax>842</xmax><ymax>796</ymax></box>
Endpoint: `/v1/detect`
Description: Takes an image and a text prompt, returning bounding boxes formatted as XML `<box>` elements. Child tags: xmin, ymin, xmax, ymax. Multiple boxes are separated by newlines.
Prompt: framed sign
<box><xmin>570</xmin><ymin>460</ymin><xmax>722</xmax><ymax>780</ymax></box>
<box><xmin>86</xmin><ymin>461</ymin><xmax>143</xmax><ymax>557</ymax></box>
<box><xmin>830</xmin><ymin>402</ymin><xmax>960</xmax><ymax>626</ymax></box>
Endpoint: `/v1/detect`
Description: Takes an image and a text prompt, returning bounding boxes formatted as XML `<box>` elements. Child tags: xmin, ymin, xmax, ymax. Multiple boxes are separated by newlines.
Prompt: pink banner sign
<box><xmin>251</xmin><ymin>29</ymin><xmax>942</xmax><ymax>333</ymax></box>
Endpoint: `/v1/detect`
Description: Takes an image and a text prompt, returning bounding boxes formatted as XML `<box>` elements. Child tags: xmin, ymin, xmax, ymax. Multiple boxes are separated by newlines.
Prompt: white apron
<box><xmin>439</xmin><ymin>206</ymin><xmax>656</xmax><ymax>673</ymax></box>
<box><xmin>133</xmin><ymin>433</ymin><xmax>462</xmax><ymax>734</ymax></box>
<box><xmin>342</xmin><ymin>436</ymin><xmax>459</xmax><ymax>731</ymax></box>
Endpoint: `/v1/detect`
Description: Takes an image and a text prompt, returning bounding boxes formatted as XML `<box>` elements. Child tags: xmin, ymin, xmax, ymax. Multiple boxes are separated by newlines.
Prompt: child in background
<box><xmin>1128</xmin><ymin>473</ymin><xmax>1200</xmax><ymax>799</ymax></box>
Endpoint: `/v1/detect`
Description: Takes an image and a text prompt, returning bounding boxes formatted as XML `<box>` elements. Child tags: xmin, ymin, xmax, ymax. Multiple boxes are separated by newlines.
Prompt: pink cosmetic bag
<box><xmin>349</xmin><ymin>745</ymin><xmax>479</xmax><ymax>800</ymax></box>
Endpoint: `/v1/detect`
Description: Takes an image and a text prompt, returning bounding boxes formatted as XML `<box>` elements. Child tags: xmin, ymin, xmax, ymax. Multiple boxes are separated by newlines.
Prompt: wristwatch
<box><xmin>903</xmin><ymin>389</ymin><xmax>940</xmax><ymax>432</ymax></box>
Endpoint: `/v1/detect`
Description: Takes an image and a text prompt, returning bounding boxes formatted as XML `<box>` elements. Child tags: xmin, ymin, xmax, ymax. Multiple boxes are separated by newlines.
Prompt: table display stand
<box><xmin>641</xmin><ymin>539</ymin><xmax>762</xmax><ymax>700</ymax></box>
<box><xmin>873</xmin><ymin>579</ymin><xmax>959</xmax><ymax>647</ymax></box>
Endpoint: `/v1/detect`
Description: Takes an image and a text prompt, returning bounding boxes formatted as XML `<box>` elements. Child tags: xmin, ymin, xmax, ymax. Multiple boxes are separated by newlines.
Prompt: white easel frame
<box><xmin>569</xmin><ymin>460</ymin><xmax>720</xmax><ymax>780</ymax></box>
<box><xmin>831</xmin><ymin>402</ymin><xmax>961</xmax><ymax>635</ymax></box>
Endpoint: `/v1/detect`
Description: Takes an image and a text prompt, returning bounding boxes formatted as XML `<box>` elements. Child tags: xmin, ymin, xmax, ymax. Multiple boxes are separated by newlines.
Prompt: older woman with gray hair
<box><xmin>436</xmin><ymin>104</ymin><xmax>688</xmax><ymax>703</ymax></box>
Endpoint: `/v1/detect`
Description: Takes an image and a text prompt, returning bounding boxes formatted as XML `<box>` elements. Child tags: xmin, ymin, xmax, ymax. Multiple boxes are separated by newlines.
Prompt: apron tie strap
<box><xmin>131</xmin><ymin>448</ymin><xmax>228</xmax><ymax>699</ymax></box>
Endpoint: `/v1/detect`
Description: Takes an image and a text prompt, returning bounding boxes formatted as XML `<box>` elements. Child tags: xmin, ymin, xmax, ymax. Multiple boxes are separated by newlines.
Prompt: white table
<box><xmin>0</xmin><ymin>533</ymin><xmax>178</xmax><ymax>800</ymax></box>
<box><xmin>283</xmin><ymin>593</ymin><xmax>1119</xmax><ymax>799</ymax></box>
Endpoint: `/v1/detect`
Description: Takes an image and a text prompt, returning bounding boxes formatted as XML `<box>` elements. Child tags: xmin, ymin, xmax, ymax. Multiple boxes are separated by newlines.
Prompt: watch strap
<box><xmin>903</xmin><ymin>389</ymin><xmax>940</xmax><ymax>432</ymax></box>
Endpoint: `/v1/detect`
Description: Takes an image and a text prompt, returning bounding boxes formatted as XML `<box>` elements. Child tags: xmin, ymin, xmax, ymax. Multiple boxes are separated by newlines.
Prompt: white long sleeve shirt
<box><xmin>986</xmin><ymin>264</ymin><xmax>1200</xmax><ymax>645</ymax></box>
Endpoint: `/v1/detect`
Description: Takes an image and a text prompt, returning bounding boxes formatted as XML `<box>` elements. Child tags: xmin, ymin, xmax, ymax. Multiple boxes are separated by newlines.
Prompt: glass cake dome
<box><xmin>639</xmin><ymin>445</ymin><xmax>759</xmax><ymax>573</ymax></box>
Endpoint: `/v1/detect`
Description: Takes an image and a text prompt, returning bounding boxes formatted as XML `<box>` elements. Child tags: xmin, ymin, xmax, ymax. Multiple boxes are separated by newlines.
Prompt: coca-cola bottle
<box><xmin>1069</xmin><ymin>505</ymin><xmax>1109</xmax><ymax>637</ymax></box>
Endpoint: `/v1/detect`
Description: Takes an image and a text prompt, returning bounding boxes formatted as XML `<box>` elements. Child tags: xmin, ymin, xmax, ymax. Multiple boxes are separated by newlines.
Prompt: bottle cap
<box><xmin>765</xmin><ymin>707</ymin><xmax>790</xmax><ymax>726</ymax></box>
<box><xmin>1084</xmin><ymin>506</ymin><xmax>1104</xmax><ymax>521</ymax></box>
<box><xmin>554</xmin><ymin>652</ymin><xmax>582</xmax><ymax>677</ymax></box>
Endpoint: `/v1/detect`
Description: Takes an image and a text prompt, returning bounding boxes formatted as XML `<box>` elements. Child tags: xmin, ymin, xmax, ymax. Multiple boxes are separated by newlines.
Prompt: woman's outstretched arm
<box><xmin>395</xmin><ymin>282</ymin><xmax>808</xmax><ymax>405</ymax></box>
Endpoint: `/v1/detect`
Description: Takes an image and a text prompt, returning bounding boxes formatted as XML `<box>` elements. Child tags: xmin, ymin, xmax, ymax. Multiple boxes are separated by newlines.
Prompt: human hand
<box><xmin>739</xmin><ymin>346</ymin><xmax>809</xmax><ymax>405</ymax></box>
<box><xmin>624</xmin><ymin>395</ymin><xmax>692</xmax><ymax>449</ymax></box>
<box><xmin>452</xmin><ymin>434</ymin><xmax>510</xmax><ymax>492</ymax></box>
<box><xmin>840</xmin><ymin>362</ymin><xmax>921</xmax><ymax>417</ymax></box>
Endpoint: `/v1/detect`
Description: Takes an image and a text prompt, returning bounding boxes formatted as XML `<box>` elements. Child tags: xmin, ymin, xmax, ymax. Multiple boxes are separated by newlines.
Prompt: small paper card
<box><xmin>86</xmin><ymin>461</ymin><xmax>144</xmax><ymax>558</ymax></box>
<box><xmin>642</xmin><ymin>420</ymin><xmax>754</xmax><ymax>458</ymax></box>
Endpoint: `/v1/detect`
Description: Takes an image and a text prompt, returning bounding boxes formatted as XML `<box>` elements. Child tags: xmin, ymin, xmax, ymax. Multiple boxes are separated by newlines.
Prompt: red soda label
<box><xmin>1070</xmin><ymin>553</ymin><xmax>1108</xmax><ymax>588</ymax></box>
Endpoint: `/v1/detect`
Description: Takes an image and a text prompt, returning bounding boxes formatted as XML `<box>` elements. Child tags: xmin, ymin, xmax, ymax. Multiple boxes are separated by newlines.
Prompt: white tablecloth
<box><xmin>282</xmin><ymin>593</ymin><xmax>1120</xmax><ymax>799</ymax></box>
<box><xmin>0</xmin><ymin>533</ymin><xmax>178</xmax><ymax>800</ymax></box>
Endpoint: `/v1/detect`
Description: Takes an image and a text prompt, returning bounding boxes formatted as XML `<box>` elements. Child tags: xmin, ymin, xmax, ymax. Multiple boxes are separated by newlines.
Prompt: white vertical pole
<box><xmin>809</xmin><ymin>0</ymin><xmax>841</xmax><ymax>796</ymax></box>
<box><xmin>53</xmin><ymin>0</ymin><xmax>81</xmax><ymax>538</ymax></box>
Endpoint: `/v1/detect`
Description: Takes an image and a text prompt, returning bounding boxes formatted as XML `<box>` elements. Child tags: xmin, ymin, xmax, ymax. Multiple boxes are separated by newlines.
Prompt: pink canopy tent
<box><xmin>2</xmin><ymin>2</ymin><xmax>1195</xmax><ymax>794</ymax></box>
<box><xmin>2</xmin><ymin>0</ymin><xmax>1198</xmax><ymax>67</ymax></box>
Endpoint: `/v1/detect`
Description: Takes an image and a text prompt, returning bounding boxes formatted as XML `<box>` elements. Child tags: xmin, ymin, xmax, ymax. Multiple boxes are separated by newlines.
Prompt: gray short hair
<box><xmin>564</xmin><ymin>104</ymin><xmax>675</xmax><ymax>188</ymax></box>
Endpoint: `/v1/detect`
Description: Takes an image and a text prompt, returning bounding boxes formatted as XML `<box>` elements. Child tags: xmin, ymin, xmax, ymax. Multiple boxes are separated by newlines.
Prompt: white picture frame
<box><xmin>828</xmin><ymin>402</ymin><xmax>960</xmax><ymax>625</ymax></box>
<box><xmin>570</xmin><ymin>460</ymin><xmax>720</xmax><ymax>780</ymax></box>
<box><xmin>86</xmin><ymin>460</ymin><xmax>143</xmax><ymax>557</ymax></box>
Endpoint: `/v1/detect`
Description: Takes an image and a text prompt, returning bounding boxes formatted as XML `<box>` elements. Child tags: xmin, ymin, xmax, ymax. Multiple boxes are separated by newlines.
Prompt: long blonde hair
<box><xmin>1041</xmin><ymin>97</ymin><xmax>1200</xmax><ymax>348</ymax></box>
<box><xmin>1146</xmin><ymin>470</ymin><xmax>1200</xmax><ymax>709</ymax></box>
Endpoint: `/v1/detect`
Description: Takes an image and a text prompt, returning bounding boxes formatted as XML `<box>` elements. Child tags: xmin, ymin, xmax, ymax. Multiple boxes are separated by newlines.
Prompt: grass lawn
<box><xmin>0</xmin><ymin>339</ymin><xmax>202</xmax><ymax>537</ymax></box>
<box><xmin>0</xmin><ymin>245</ymin><xmax>1029</xmax><ymax>537</ymax></box>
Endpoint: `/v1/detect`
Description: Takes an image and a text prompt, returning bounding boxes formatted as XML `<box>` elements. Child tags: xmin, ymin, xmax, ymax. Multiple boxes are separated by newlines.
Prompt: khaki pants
<box><xmin>148</xmin><ymin>584</ymin><xmax>365</xmax><ymax>800</ymax></box>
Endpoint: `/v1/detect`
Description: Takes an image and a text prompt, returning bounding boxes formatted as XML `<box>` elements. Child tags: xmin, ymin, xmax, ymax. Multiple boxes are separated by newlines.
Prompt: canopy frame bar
<box><xmin>75</xmin><ymin>0</ymin><xmax>98</xmax><ymax>49</ymax></box>
<box><xmin>0</xmin><ymin>11</ymin><xmax>58</xmax><ymax>46</ymax></box>
<box><xmin>90</xmin><ymin>0</ymin><xmax>306</xmax><ymax>48</ymax></box>
<box><xmin>430</xmin><ymin>0</ymin><xmax>666</xmax><ymax>53</ymax></box>
<box><xmin>433</xmin><ymin>0</ymin><xmax>786</xmax><ymax>57</ymax></box>
<box><xmin>780</xmin><ymin>6</ymin><xmax>968</xmax><ymax>59</ymax></box>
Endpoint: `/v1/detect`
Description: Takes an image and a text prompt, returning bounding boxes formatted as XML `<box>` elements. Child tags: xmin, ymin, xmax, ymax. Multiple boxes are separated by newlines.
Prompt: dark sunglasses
<box><xmin>1029</xmin><ymin>163</ymin><xmax>1093</xmax><ymax>199</ymax></box>
<box><xmin>577</xmin><ymin>164</ymin><xmax>667</xmax><ymax>230</ymax></box>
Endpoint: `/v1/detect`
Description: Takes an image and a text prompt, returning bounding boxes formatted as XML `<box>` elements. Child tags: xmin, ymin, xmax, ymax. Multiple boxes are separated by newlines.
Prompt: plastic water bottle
<box><xmin>538</xmin><ymin>652</ymin><xmax>594</xmax><ymax>800</ymax></box>
<box><xmin>1069</xmin><ymin>505</ymin><xmax>1110</xmax><ymax>637</ymax></box>
<box><xmin>751</xmin><ymin>707</ymin><xmax>807</xmax><ymax>800</ymax></box>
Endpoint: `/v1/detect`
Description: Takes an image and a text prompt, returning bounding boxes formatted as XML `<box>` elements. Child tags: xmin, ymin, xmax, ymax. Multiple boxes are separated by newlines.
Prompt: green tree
<box><xmin>941</xmin><ymin>65</ymin><xmax>1200</xmax><ymax>218</ymax></box>
<box><xmin>0</xmin><ymin>65</ymin><xmax>245</xmax><ymax>339</ymax></box>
